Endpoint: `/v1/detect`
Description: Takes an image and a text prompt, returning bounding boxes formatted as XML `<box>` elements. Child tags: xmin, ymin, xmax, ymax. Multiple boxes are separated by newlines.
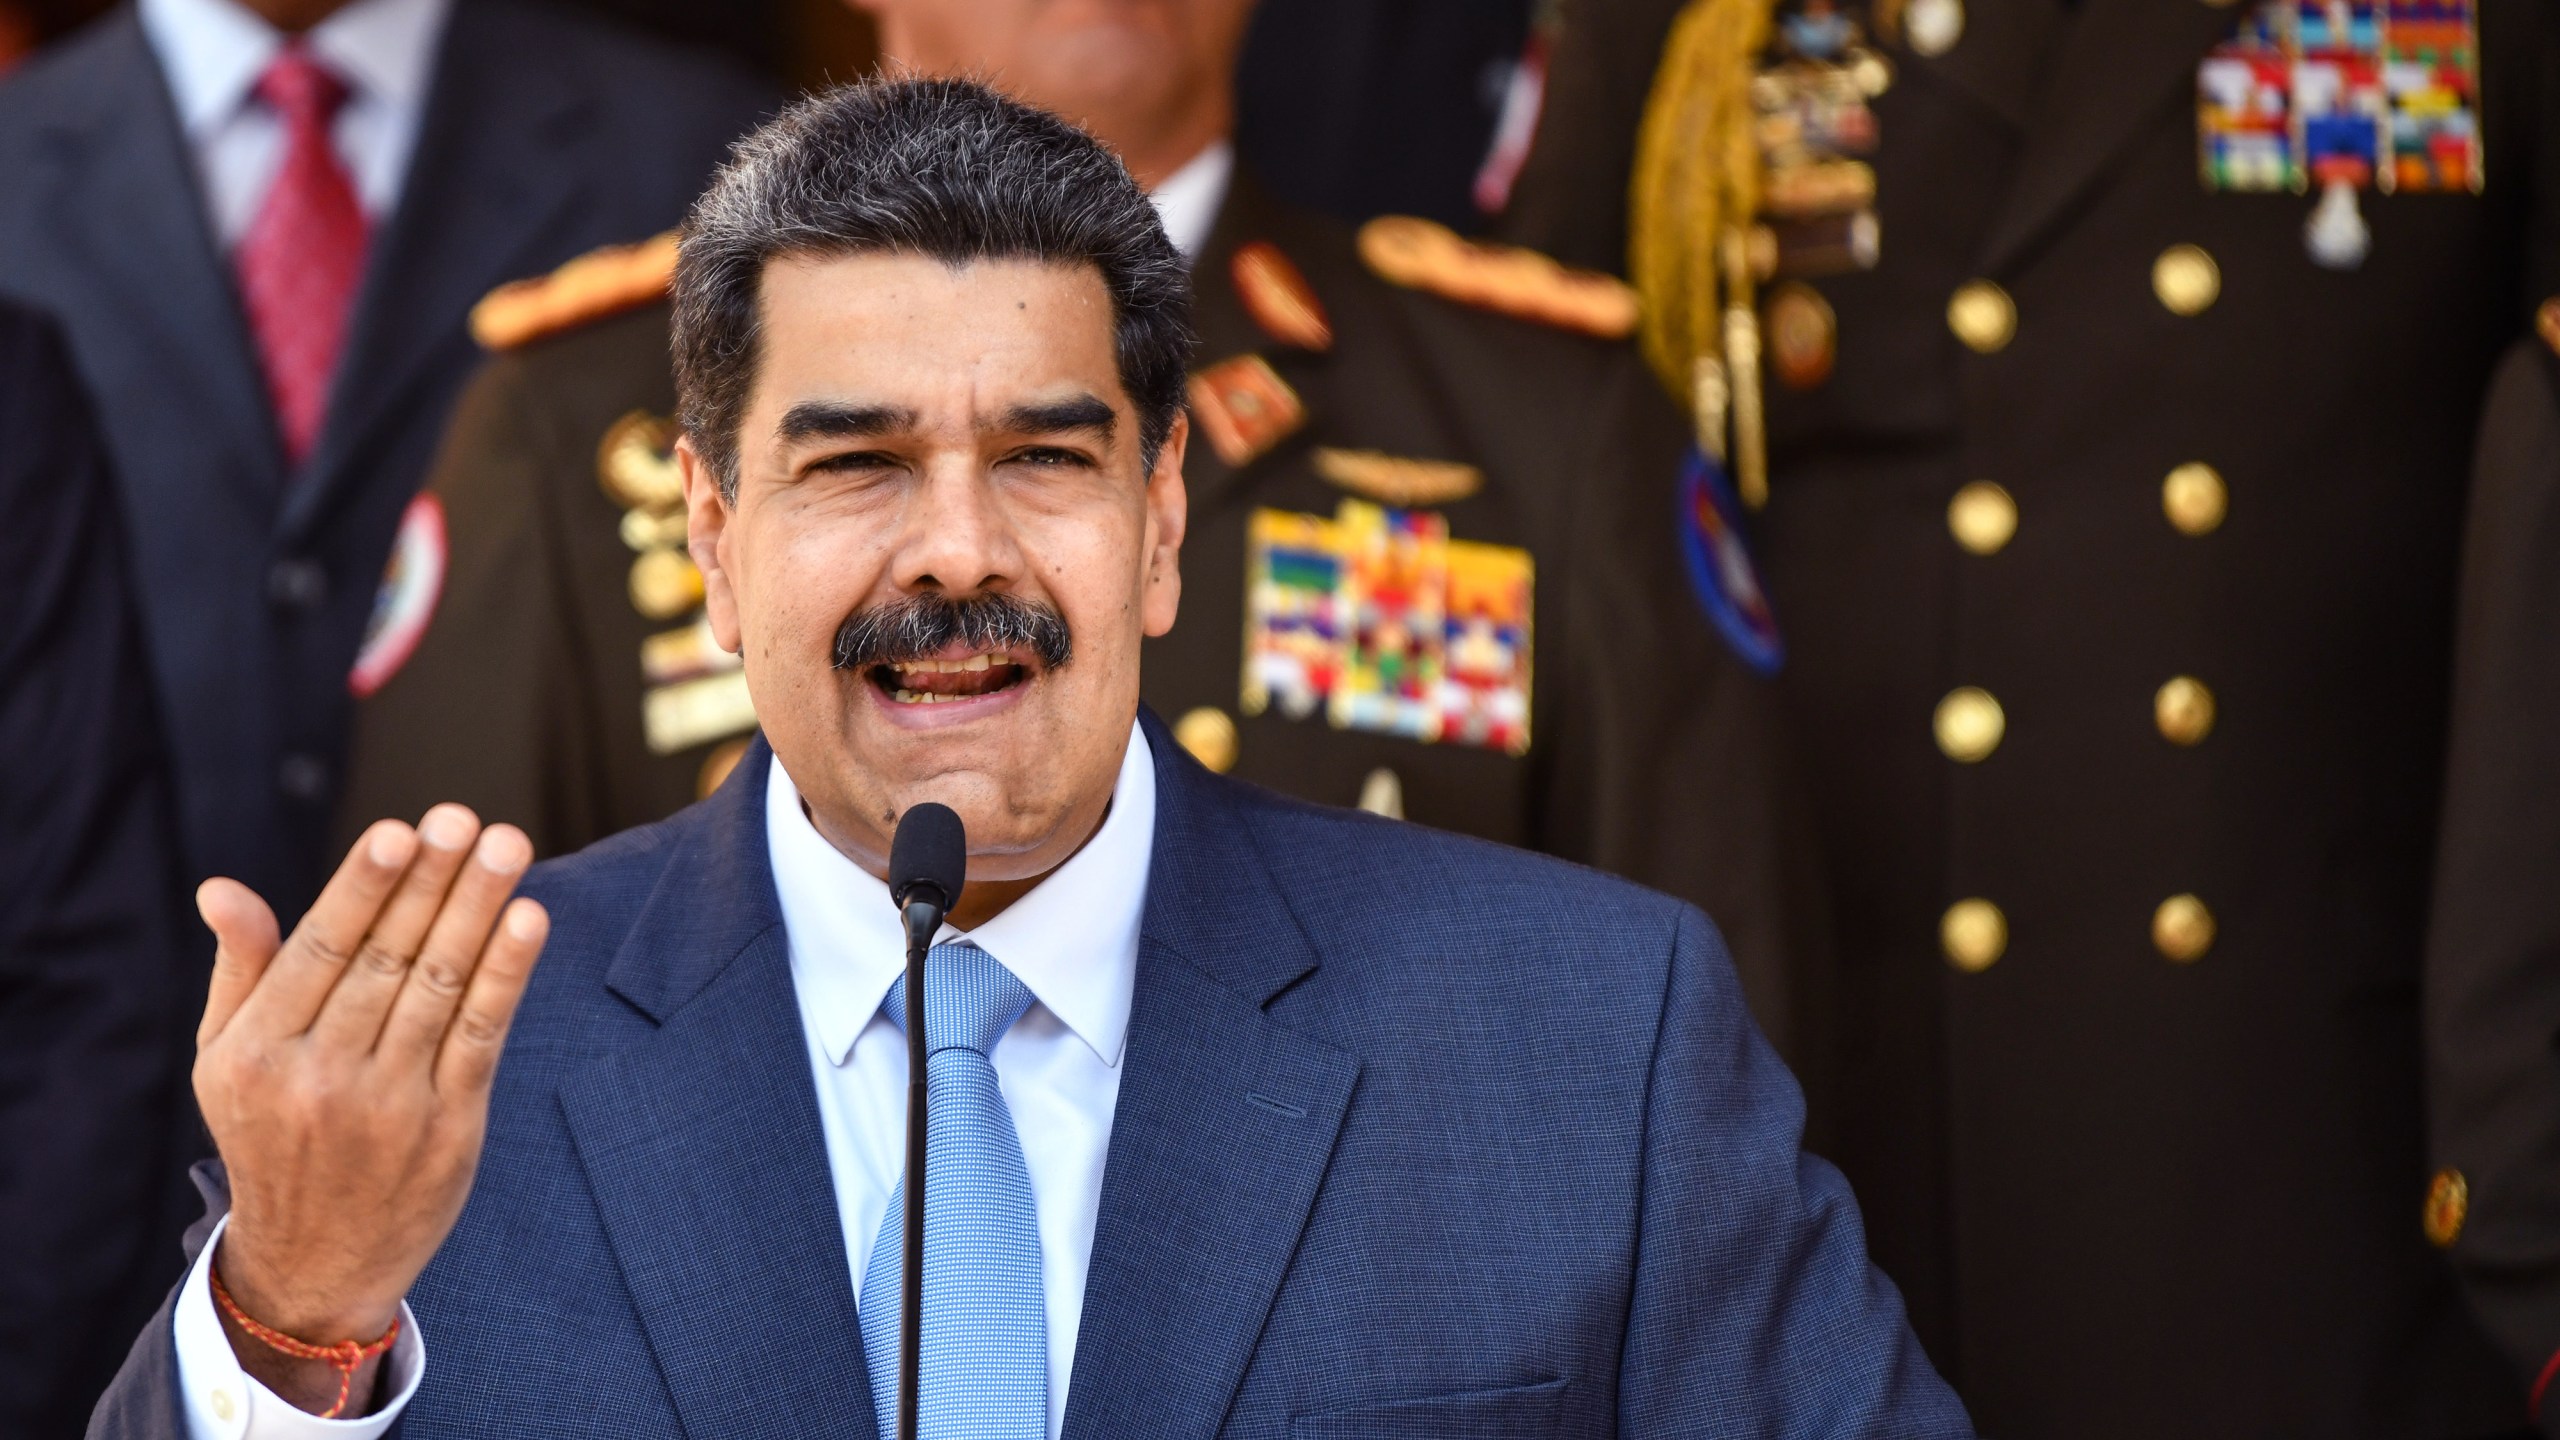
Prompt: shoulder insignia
<box><xmin>348</xmin><ymin>493</ymin><xmax>447</xmax><ymax>699</ymax></box>
<box><xmin>1357</xmin><ymin>216</ymin><xmax>1640</xmax><ymax>339</ymax></box>
<box><xmin>2538</xmin><ymin>297</ymin><xmax>2560</xmax><ymax>358</ymax></box>
<box><xmin>1231</xmin><ymin>242</ymin><xmax>1333</xmax><ymax>351</ymax></box>
<box><xmin>1314</xmin><ymin>447</ymin><xmax>1482</xmax><ymax>507</ymax></box>
<box><xmin>470</xmin><ymin>232</ymin><xmax>679</xmax><ymax>352</ymax></box>
<box><xmin>1188</xmin><ymin>355</ymin><xmax>1307</xmax><ymax>468</ymax></box>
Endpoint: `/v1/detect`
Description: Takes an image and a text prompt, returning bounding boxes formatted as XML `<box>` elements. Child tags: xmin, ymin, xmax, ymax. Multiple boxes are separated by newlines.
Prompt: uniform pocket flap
<box><xmin>1289</xmin><ymin>1377</ymin><xmax>1568</xmax><ymax>1439</ymax></box>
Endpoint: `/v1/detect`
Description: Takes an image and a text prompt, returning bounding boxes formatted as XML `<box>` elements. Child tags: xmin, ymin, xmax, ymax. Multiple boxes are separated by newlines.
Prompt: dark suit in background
<box><xmin>0</xmin><ymin>301</ymin><xmax>193</xmax><ymax>1440</ymax></box>
<box><xmin>2428</xmin><ymin>328</ymin><xmax>2560</xmax><ymax>1438</ymax></box>
<box><xmin>0</xmin><ymin>0</ymin><xmax>774</xmax><ymax>921</ymax></box>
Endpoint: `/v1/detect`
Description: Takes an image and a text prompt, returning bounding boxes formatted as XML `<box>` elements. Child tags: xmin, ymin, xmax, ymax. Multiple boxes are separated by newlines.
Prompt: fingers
<box><xmin>376</xmin><ymin>826</ymin><xmax>533</xmax><ymax>1068</ymax></box>
<box><xmin>196</xmin><ymin>879</ymin><xmax>282</xmax><ymax>1048</ymax></box>
<box><xmin>307</xmin><ymin>805</ymin><xmax>483</xmax><ymax>1053</ymax></box>
<box><xmin>435</xmin><ymin>897</ymin><xmax>548</xmax><ymax>1098</ymax></box>
<box><xmin>232</xmin><ymin>822</ymin><xmax>422</xmax><ymax>1037</ymax></box>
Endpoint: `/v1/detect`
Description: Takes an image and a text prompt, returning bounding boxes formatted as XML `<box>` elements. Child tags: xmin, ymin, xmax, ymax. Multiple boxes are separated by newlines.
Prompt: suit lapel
<box><xmin>1061</xmin><ymin>710</ymin><xmax>1361</xmax><ymax>1440</ymax></box>
<box><xmin>1975</xmin><ymin>0</ymin><xmax>2239</xmax><ymax>273</ymax></box>
<box><xmin>37</xmin><ymin>13</ymin><xmax>281</xmax><ymax>514</ymax></box>
<box><xmin>557</xmin><ymin>741</ymin><xmax>880</xmax><ymax>1440</ymax></box>
<box><xmin>289</xmin><ymin>0</ymin><xmax>593</xmax><ymax>534</ymax></box>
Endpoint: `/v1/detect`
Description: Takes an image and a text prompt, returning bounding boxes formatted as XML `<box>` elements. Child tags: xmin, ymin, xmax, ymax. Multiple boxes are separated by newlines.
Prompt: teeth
<box><xmin>893</xmin><ymin>653</ymin><xmax>1006</xmax><ymax>677</ymax></box>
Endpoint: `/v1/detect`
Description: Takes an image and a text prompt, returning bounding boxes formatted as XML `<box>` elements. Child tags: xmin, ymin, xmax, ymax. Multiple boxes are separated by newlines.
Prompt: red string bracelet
<box><xmin>208</xmin><ymin>1265</ymin><xmax>401</xmax><ymax>1420</ymax></box>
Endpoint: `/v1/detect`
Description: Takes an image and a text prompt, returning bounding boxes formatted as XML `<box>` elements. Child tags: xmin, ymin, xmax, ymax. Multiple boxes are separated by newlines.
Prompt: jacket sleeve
<box><xmin>86</xmin><ymin>1164</ymin><xmax>230</xmax><ymax>1440</ymax></box>
<box><xmin>1617</xmin><ymin>903</ymin><xmax>1973</xmax><ymax>1437</ymax></box>
<box><xmin>0</xmin><ymin>306</ymin><xmax>199</xmax><ymax>1440</ymax></box>
<box><xmin>2426</xmin><ymin>341</ymin><xmax>2560</xmax><ymax>1433</ymax></box>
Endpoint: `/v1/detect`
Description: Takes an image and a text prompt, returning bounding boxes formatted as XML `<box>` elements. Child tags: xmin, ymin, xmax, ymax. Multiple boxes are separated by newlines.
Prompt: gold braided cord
<box><xmin>1629</xmin><ymin>0</ymin><xmax>1769</xmax><ymax>407</ymax></box>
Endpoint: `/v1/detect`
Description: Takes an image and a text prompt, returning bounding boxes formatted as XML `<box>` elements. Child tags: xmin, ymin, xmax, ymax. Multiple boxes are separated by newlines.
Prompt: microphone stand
<box><xmin>898</xmin><ymin>895</ymin><xmax>936</xmax><ymax>1440</ymax></box>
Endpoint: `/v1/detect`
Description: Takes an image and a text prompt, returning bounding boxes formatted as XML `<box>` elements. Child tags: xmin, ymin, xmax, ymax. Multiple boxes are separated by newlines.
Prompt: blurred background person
<box><xmin>0</xmin><ymin>0</ymin><xmax>775</xmax><ymax>925</ymax></box>
<box><xmin>2426</xmin><ymin>310</ymin><xmax>2560</xmax><ymax>1438</ymax></box>
<box><xmin>330</xmin><ymin>0</ymin><xmax>1831</xmax><ymax>1058</ymax></box>
<box><xmin>0</xmin><ymin>298</ymin><xmax>193</xmax><ymax>1439</ymax></box>
<box><xmin>1481</xmin><ymin>0</ymin><xmax>2560</xmax><ymax>1435</ymax></box>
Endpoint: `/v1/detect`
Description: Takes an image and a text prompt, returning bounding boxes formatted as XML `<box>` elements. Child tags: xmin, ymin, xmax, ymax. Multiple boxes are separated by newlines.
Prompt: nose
<box><xmin>891</xmin><ymin>453</ymin><xmax>1024</xmax><ymax>599</ymax></box>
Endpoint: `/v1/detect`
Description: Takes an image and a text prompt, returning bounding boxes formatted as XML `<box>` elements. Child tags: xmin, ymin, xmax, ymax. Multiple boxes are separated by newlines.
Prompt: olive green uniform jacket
<box><xmin>335</xmin><ymin>176</ymin><xmax>1831</xmax><ymax>1059</ymax></box>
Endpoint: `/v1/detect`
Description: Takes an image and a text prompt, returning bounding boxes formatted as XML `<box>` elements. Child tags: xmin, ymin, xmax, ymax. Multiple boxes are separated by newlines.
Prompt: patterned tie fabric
<box><xmin>233</xmin><ymin>42</ymin><xmax>368</xmax><ymax>468</ymax></box>
<box><xmin>859</xmin><ymin>943</ymin><xmax>1048</xmax><ymax>1440</ymax></box>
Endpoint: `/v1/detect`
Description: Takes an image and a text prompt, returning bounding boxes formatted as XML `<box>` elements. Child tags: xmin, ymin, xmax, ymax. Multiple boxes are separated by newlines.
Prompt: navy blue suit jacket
<box><xmin>95</xmin><ymin>710</ymin><xmax>1971</xmax><ymax>1437</ymax></box>
<box><xmin>0</xmin><ymin>1</ymin><xmax>774</xmax><ymax>920</ymax></box>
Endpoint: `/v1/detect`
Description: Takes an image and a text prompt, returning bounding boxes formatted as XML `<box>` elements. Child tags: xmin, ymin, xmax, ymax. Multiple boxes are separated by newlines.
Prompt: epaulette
<box><xmin>2538</xmin><ymin>296</ymin><xmax>2560</xmax><ymax>358</ymax></box>
<box><xmin>1357</xmin><ymin>216</ymin><xmax>1640</xmax><ymax>340</ymax></box>
<box><xmin>469</xmin><ymin>233</ymin><xmax>679</xmax><ymax>352</ymax></box>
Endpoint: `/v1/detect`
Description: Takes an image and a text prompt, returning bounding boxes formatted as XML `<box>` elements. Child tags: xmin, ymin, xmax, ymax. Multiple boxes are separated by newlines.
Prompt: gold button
<box><xmin>209</xmin><ymin>1389</ymin><xmax>237</xmax><ymax>1423</ymax></box>
<box><xmin>2153</xmin><ymin>894</ymin><xmax>2216</xmax><ymax>963</ymax></box>
<box><xmin>1947</xmin><ymin>280</ymin><xmax>2016</xmax><ymax>353</ymax></box>
<box><xmin>1174</xmin><ymin>706</ymin><xmax>1239</xmax><ymax>773</ymax></box>
<box><xmin>1357</xmin><ymin>766</ymin><xmax>1406</xmax><ymax>819</ymax></box>
<box><xmin>1942</xmin><ymin>899</ymin><xmax>2008</xmax><ymax>972</ymax></box>
<box><xmin>1947</xmin><ymin>481</ymin><xmax>2017</xmax><ymax>555</ymax></box>
<box><xmin>2152</xmin><ymin>244</ymin><xmax>2221</xmax><ymax>316</ymax></box>
<box><xmin>2423</xmin><ymin>1168</ymin><xmax>2469</xmax><ymax>1248</ymax></box>
<box><xmin>1934</xmin><ymin>687</ymin><xmax>2005</xmax><ymax>763</ymax></box>
<box><xmin>2162</xmin><ymin>462</ymin><xmax>2228</xmax><ymax>536</ymax></box>
<box><xmin>2154</xmin><ymin>676</ymin><xmax>2217</xmax><ymax>746</ymax></box>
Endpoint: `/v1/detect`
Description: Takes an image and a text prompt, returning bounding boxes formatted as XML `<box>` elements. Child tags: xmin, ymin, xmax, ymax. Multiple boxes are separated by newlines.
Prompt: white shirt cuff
<box><xmin>172</xmin><ymin>1216</ymin><xmax>426</xmax><ymax>1440</ymax></box>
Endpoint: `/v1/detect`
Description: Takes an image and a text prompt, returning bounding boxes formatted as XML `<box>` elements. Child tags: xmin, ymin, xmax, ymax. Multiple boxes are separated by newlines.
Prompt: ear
<box><xmin>679</xmin><ymin>436</ymin><xmax>743</xmax><ymax>655</ymax></box>
<box><xmin>1140</xmin><ymin>410</ymin><xmax>1189</xmax><ymax>639</ymax></box>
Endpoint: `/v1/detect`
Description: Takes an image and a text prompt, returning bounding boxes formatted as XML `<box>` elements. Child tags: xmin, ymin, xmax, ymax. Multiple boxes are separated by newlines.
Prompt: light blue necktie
<box><xmin>859</xmin><ymin>942</ymin><xmax>1048</xmax><ymax>1440</ymax></box>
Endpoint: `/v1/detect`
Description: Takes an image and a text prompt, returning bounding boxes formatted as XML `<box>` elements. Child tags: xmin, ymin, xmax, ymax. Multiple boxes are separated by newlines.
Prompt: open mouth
<box><xmin>869</xmin><ymin>650</ymin><xmax>1032</xmax><ymax>706</ymax></box>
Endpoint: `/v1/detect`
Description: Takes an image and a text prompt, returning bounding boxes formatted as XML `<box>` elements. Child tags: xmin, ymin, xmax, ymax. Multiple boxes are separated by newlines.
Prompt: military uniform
<box><xmin>334</xmin><ymin>175</ymin><xmax>1828</xmax><ymax>1052</ymax></box>
<box><xmin>1491</xmin><ymin>0</ymin><xmax>2560</xmax><ymax>1435</ymax></box>
<box><xmin>2427</xmin><ymin>313</ymin><xmax>2560</xmax><ymax>1439</ymax></box>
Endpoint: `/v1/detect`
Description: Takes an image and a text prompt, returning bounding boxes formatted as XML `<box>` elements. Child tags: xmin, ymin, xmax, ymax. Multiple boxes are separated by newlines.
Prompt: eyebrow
<box><xmin>776</xmin><ymin>400</ymin><xmax>919</xmax><ymax>445</ymax></box>
<box><xmin>1000</xmin><ymin>395</ymin><xmax>1117</xmax><ymax>441</ymax></box>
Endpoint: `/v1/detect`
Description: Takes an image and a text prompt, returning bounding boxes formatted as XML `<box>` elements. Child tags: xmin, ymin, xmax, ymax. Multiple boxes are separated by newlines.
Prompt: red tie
<box><xmin>235</xmin><ymin>43</ymin><xmax>368</xmax><ymax>469</ymax></box>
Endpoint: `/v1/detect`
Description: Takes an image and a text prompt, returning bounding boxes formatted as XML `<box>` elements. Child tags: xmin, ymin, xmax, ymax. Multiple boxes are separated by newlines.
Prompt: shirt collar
<box><xmin>768</xmin><ymin>721</ymin><xmax>1155</xmax><ymax>1071</ymax></box>
<box><xmin>1148</xmin><ymin>139</ymin><xmax>1233</xmax><ymax>264</ymax></box>
<box><xmin>139</xmin><ymin>0</ymin><xmax>452</xmax><ymax>135</ymax></box>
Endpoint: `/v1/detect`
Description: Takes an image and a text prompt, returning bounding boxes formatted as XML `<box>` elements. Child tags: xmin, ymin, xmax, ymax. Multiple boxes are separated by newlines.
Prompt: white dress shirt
<box><xmin>1151</xmin><ymin>139</ymin><xmax>1232</xmax><ymax>263</ymax></box>
<box><xmin>137</xmin><ymin>0</ymin><xmax>450</xmax><ymax>249</ymax></box>
<box><xmin>171</xmin><ymin>722</ymin><xmax>1156</xmax><ymax>1439</ymax></box>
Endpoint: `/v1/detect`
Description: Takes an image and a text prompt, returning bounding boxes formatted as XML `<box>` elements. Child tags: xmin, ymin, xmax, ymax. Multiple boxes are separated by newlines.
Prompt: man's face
<box><xmin>681</xmin><ymin>253</ymin><xmax>1187</xmax><ymax>882</ymax></box>
<box><xmin>858</xmin><ymin>0</ymin><xmax>1258</xmax><ymax>145</ymax></box>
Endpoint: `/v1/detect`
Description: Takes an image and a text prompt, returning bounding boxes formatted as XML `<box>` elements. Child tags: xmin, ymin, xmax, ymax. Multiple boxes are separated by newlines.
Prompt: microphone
<box><xmin>886</xmin><ymin>802</ymin><xmax>964</xmax><ymax>1440</ymax></box>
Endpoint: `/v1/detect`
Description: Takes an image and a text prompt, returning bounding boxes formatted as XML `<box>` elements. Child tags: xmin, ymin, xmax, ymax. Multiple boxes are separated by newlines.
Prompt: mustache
<box><xmin>830</xmin><ymin>590</ymin><xmax>1074</xmax><ymax>672</ymax></box>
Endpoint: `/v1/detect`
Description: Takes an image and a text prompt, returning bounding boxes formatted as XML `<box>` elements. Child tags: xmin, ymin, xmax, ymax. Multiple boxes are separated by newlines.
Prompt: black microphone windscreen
<box><xmin>888</xmin><ymin>802</ymin><xmax>967</xmax><ymax>910</ymax></box>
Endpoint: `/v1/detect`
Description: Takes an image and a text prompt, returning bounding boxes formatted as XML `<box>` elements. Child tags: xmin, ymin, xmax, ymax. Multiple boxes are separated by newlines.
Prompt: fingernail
<box><xmin>419</xmin><ymin>806</ymin><xmax>473</xmax><ymax>850</ymax></box>
<box><xmin>506</xmin><ymin>902</ymin><xmax>546</xmax><ymax>940</ymax></box>
<box><xmin>367</xmin><ymin>825</ymin><xmax>414</xmax><ymax>867</ymax></box>
<box><xmin>480</xmin><ymin>828</ymin><xmax>531</xmax><ymax>875</ymax></box>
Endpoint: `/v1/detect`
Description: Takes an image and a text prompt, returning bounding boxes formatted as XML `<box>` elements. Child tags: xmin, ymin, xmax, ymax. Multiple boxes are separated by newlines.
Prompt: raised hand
<box><xmin>189</xmin><ymin>805</ymin><xmax>547</xmax><ymax>1414</ymax></box>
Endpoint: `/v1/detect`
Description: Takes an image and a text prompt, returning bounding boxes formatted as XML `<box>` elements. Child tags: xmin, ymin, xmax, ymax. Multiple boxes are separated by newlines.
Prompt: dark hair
<box><xmin>672</xmin><ymin>76</ymin><xmax>1195</xmax><ymax>498</ymax></box>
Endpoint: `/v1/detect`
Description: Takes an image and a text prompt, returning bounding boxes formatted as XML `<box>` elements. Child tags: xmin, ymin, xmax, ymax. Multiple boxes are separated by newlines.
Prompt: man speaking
<box><xmin>93</xmin><ymin>80</ymin><xmax>1970</xmax><ymax>1438</ymax></box>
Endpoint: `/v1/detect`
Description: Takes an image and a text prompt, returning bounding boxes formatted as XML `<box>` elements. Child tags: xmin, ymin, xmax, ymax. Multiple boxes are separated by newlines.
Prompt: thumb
<box><xmin>197</xmin><ymin>877</ymin><xmax>282</xmax><ymax>1047</ymax></box>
